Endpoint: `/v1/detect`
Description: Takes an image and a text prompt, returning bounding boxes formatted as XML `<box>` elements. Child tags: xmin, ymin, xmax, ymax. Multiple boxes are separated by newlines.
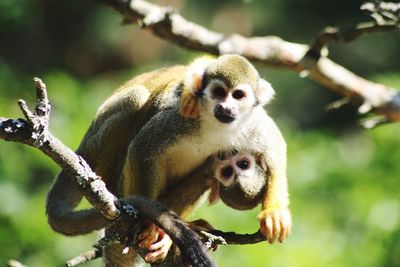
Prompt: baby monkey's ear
<box><xmin>180</xmin><ymin>56</ymin><xmax>215</xmax><ymax>119</ymax></box>
<box><xmin>255</xmin><ymin>79</ymin><xmax>275</xmax><ymax>106</ymax></box>
<box><xmin>255</xmin><ymin>152</ymin><xmax>268</xmax><ymax>172</ymax></box>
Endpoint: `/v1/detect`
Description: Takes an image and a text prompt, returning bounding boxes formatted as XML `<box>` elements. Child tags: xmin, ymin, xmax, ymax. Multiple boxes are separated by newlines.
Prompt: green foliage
<box><xmin>0</xmin><ymin>0</ymin><xmax>400</xmax><ymax>266</ymax></box>
<box><xmin>193</xmin><ymin>122</ymin><xmax>400</xmax><ymax>267</ymax></box>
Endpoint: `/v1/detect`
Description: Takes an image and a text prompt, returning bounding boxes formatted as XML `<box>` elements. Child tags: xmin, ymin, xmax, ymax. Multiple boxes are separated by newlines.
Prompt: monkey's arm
<box><xmin>159</xmin><ymin>157</ymin><xmax>214</xmax><ymax>218</ymax></box>
<box><xmin>122</xmin><ymin>108</ymin><xmax>195</xmax><ymax>198</ymax></box>
<box><xmin>255</xmin><ymin>114</ymin><xmax>291</xmax><ymax>243</ymax></box>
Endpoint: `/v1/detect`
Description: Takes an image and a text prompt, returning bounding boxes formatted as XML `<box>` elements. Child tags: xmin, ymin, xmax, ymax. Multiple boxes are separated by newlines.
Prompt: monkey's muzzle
<box><xmin>214</xmin><ymin>104</ymin><xmax>236</xmax><ymax>123</ymax></box>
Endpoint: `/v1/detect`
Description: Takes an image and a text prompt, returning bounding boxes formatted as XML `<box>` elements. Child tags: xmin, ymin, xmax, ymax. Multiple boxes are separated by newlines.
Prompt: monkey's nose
<box><xmin>214</xmin><ymin>104</ymin><xmax>235</xmax><ymax>123</ymax></box>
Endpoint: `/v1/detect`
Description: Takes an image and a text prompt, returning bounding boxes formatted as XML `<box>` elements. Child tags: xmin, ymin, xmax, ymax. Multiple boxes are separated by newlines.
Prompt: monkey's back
<box><xmin>76</xmin><ymin>65</ymin><xmax>187</xmax><ymax>194</ymax></box>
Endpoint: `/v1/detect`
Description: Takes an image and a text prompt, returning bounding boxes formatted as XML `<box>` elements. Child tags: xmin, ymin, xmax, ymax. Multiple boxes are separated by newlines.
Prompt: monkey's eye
<box><xmin>232</xmin><ymin>90</ymin><xmax>245</xmax><ymax>100</ymax></box>
<box><xmin>236</xmin><ymin>158</ymin><xmax>250</xmax><ymax>170</ymax></box>
<box><xmin>220</xmin><ymin>166</ymin><xmax>234</xmax><ymax>179</ymax></box>
<box><xmin>213</xmin><ymin>86</ymin><xmax>226</xmax><ymax>98</ymax></box>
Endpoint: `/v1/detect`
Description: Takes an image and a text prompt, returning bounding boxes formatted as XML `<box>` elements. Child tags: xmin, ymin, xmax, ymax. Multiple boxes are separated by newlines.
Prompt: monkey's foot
<box><xmin>258</xmin><ymin>207</ymin><xmax>291</xmax><ymax>243</ymax></box>
<box><xmin>138</xmin><ymin>224</ymin><xmax>173</xmax><ymax>263</ymax></box>
<box><xmin>179</xmin><ymin>91</ymin><xmax>199</xmax><ymax>119</ymax></box>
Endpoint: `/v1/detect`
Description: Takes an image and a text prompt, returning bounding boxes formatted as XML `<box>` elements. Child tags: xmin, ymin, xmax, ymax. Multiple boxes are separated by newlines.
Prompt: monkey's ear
<box><xmin>256</xmin><ymin>79</ymin><xmax>275</xmax><ymax>106</ymax></box>
<box><xmin>255</xmin><ymin>152</ymin><xmax>268</xmax><ymax>172</ymax></box>
<box><xmin>208</xmin><ymin>179</ymin><xmax>220</xmax><ymax>205</ymax></box>
<box><xmin>180</xmin><ymin>56</ymin><xmax>214</xmax><ymax>119</ymax></box>
<box><xmin>184</xmin><ymin>56</ymin><xmax>214</xmax><ymax>94</ymax></box>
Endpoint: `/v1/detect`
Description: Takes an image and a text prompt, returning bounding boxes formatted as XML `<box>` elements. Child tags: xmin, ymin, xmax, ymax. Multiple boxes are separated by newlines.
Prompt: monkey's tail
<box><xmin>121</xmin><ymin>196</ymin><xmax>217</xmax><ymax>267</ymax></box>
<box><xmin>46</xmin><ymin>171</ymin><xmax>111</xmax><ymax>236</ymax></box>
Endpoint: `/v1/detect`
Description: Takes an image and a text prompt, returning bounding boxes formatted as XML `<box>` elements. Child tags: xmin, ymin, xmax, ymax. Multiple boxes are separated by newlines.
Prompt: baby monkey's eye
<box><xmin>213</xmin><ymin>86</ymin><xmax>226</xmax><ymax>98</ymax></box>
<box><xmin>220</xmin><ymin>165</ymin><xmax>234</xmax><ymax>179</ymax></box>
<box><xmin>236</xmin><ymin>158</ymin><xmax>250</xmax><ymax>170</ymax></box>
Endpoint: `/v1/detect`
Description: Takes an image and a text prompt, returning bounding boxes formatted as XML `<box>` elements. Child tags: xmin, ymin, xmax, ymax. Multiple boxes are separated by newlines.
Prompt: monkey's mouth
<box><xmin>215</xmin><ymin>113</ymin><xmax>235</xmax><ymax>123</ymax></box>
<box><xmin>214</xmin><ymin>106</ymin><xmax>236</xmax><ymax>123</ymax></box>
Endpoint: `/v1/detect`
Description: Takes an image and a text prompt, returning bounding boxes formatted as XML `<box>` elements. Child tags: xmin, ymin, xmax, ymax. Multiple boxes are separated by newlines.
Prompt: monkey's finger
<box><xmin>278</xmin><ymin>221</ymin><xmax>286</xmax><ymax>243</ymax></box>
<box><xmin>139</xmin><ymin>231</ymin><xmax>160</xmax><ymax>249</ymax></box>
<box><xmin>145</xmin><ymin>246</ymin><xmax>169</xmax><ymax>263</ymax></box>
<box><xmin>272</xmin><ymin>212</ymin><xmax>280</xmax><ymax>243</ymax></box>
<box><xmin>138</xmin><ymin>224</ymin><xmax>156</xmax><ymax>240</ymax></box>
<box><xmin>280</xmin><ymin>211</ymin><xmax>292</xmax><ymax>242</ymax></box>
<box><xmin>148</xmin><ymin>233</ymin><xmax>172</xmax><ymax>251</ymax></box>
<box><xmin>259</xmin><ymin>218</ymin><xmax>267</xmax><ymax>237</ymax></box>
<box><xmin>264</xmin><ymin>216</ymin><xmax>274</xmax><ymax>244</ymax></box>
<box><xmin>139</xmin><ymin>225</ymin><xmax>160</xmax><ymax>248</ymax></box>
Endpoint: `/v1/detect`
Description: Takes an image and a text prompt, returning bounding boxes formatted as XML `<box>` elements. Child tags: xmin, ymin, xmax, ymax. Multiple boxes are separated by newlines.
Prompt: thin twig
<box><xmin>7</xmin><ymin>260</ymin><xmax>27</xmax><ymax>267</ymax></box>
<box><xmin>307</xmin><ymin>22</ymin><xmax>397</xmax><ymax>61</ymax></box>
<box><xmin>65</xmin><ymin>247</ymin><xmax>102</xmax><ymax>267</ymax></box>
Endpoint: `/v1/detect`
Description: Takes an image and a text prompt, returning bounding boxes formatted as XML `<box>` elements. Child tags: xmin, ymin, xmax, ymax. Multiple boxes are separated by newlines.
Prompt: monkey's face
<box><xmin>199</xmin><ymin>55</ymin><xmax>275</xmax><ymax>124</ymax></box>
<box><xmin>183</xmin><ymin>55</ymin><xmax>275</xmax><ymax>124</ymax></box>
<box><xmin>213</xmin><ymin>152</ymin><xmax>266</xmax><ymax>210</ymax></box>
<box><xmin>214</xmin><ymin>152</ymin><xmax>256</xmax><ymax>186</ymax></box>
<box><xmin>203</xmin><ymin>80</ymin><xmax>257</xmax><ymax>124</ymax></box>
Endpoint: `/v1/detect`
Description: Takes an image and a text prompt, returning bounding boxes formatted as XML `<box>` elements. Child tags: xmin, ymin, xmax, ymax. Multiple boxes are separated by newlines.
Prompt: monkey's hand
<box><xmin>180</xmin><ymin>89</ymin><xmax>199</xmax><ymax>119</ymax></box>
<box><xmin>258</xmin><ymin>206</ymin><xmax>291</xmax><ymax>244</ymax></box>
<box><xmin>138</xmin><ymin>223</ymin><xmax>173</xmax><ymax>263</ymax></box>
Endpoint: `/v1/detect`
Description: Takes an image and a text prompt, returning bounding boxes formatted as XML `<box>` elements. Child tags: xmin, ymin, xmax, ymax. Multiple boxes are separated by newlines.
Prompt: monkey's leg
<box><xmin>135</xmin><ymin>158</ymin><xmax>214</xmax><ymax>263</ymax></box>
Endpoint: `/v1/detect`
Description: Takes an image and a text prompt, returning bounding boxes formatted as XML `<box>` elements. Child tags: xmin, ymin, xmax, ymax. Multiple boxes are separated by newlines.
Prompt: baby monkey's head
<box><xmin>211</xmin><ymin>150</ymin><xmax>267</xmax><ymax>210</ymax></box>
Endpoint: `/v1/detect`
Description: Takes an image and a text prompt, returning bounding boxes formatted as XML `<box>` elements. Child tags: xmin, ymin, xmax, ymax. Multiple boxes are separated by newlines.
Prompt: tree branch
<box><xmin>102</xmin><ymin>0</ymin><xmax>400</xmax><ymax>126</ymax></box>
<box><xmin>65</xmin><ymin>246</ymin><xmax>102</xmax><ymax>267</ymax></box>
<box><xmin>7</xmin><ymin>260</ymin><xmax>27</xmax><ymax>267</ymax></box>
<box><xmin>1</xmin><ymin>79</ymin><xmax>265</xmax><ymax>267</ymax></box>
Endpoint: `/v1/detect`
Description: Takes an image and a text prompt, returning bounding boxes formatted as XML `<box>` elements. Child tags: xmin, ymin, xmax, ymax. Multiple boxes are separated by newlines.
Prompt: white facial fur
<box><xmin>214</xmin><ymin>152</ymin><xmax>256</xmax><ymax>187</ymax></box>
<box><xmin>201</xmin><ymin>79</ymin><xmax>258</xmax><ymax>125</ymax></box>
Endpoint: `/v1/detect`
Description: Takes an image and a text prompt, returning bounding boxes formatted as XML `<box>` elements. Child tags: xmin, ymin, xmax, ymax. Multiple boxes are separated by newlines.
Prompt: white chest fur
<box><xmin>165</xmin><ymin>124</ymin><xmax>233</xmax><ymax>178</ymax></box>
<box><xmin>164</xmin><ymin>107</ymin><xmax>266</xmax><ymax>179</ymax></box>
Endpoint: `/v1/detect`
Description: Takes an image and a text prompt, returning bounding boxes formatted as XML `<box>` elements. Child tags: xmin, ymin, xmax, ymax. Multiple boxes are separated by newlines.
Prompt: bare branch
<box><xmin>361</xmin><ymin>1</ymin><xmax>400</xmax><ymax>24</ymax></box>
<box><xmin>2</xmin><ymin>79</ymin><xmax>120</xmax><ymax>220</ymax></box>
<box><xmin>65</xmin><ymin>247</ymin><xmax>102</xmax><ymax>267</ymax></box>
<box><xmin>7</xmin><ymin>260</ymin><xmax>27</xmax><ymax>267</ymax></box>
<box><xmin>101</xmin><ymin>0</ymin><xmax>400</xmax><ymax>124</ymax></box>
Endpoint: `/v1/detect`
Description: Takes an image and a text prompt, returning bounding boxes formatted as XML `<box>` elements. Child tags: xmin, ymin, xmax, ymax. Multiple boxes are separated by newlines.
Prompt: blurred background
<box><xmin>1</xmin><ymin>0</ymin><xmax>400</xmax><ymax>266</ymax></box>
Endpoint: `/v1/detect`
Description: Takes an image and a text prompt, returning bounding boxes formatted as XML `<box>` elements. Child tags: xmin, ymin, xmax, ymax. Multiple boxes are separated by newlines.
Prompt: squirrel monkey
<box><xmin>46</xmin><ymin>54</ymin><xmax>290</xmax><ymax>265</ymax></box>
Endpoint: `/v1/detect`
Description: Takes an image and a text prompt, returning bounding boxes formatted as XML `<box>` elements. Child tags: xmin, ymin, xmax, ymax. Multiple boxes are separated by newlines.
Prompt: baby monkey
<box><xmin>141</xmin><ymin>150</ymin><xmax>272</xmax><ymax>262</ymax></box>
